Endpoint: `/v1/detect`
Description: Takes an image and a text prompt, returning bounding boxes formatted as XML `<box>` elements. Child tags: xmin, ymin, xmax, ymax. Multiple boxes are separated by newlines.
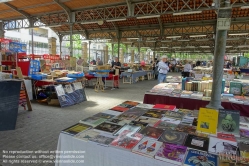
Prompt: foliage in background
<box><xmin>66</xmin><ymin>34</ymin><xmax>82</xmax><ymax>58</ymax></box>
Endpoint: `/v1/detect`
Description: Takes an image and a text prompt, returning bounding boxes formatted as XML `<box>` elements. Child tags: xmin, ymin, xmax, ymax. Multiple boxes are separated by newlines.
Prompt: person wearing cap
<box><xmin>157</xmin><ymin>55</ymin><xmax>169</xmax><ymax>83</ymax></box>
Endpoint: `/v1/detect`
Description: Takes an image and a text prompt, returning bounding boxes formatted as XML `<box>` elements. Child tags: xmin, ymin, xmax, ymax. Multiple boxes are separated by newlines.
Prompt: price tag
<box><xmin>55</xmin><ymin>85</ymin><xmax>65</xmax><ymax>96</ymax></box>
<box><xmin>73</xmin><ymin>82</ymin><xmax>83</xmax><ymax>90</ymax></box>
<box><xmin>64</xmin><ymin>85</ymin><xmax>74</xmax><ymax>93</ymax></box>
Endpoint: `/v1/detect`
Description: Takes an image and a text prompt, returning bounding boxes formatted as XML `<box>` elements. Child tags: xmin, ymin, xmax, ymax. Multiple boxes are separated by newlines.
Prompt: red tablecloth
<box><xmin>85</xmin><ymin>74</ymin><xmax>119</xmax><ymax>81</ymax></box>
<box><xmin>143</xmin><ymin>93</ymin><xmax>249</xmax><ymax>117</ymax></box>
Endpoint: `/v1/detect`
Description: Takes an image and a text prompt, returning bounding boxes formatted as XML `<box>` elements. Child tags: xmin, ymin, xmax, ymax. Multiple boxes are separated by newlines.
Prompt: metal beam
<box><xmin>53</xmin><ymin>0</ymin><xmax>72</xmax><ymax>23</ymax></box>
<box><xmin>4</xmin><ymin>2</ymin><xmax>30</xmax><ymax>18</ymax></box>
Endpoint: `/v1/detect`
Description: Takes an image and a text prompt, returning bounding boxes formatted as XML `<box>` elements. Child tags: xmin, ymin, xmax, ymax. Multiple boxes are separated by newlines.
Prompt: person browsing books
<box><xmin>183</xmin><ymin>61</ymin><xmax>192</xmax><ymax>78</ymax></box>
<box><xmin>111</xmin><ymin>57</ymin><xmax>121</xmax><ymax>89</ymax></box>
<box><xmin>157</xmin><ymin>56</ymin><xmax>169</xmax><ymax>84</ymax></box>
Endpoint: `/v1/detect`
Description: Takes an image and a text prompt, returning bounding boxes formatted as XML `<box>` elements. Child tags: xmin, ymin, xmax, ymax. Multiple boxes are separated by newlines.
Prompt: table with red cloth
<box><xmin>143</xmin><ymin>93</ymin><xmax>249</xmax><ymax>117</ymax></box>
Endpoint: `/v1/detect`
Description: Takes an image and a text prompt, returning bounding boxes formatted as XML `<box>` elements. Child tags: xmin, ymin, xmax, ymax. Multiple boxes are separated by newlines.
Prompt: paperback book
<box><xmin>136</xmin><ymin>103</ymin><xmax>154</xmax><ymax>109</ymax></box>
<box><xmin>93</xmin><ymin>112</ymin><xmax>116</xmax><ymax>119</ymax></box>
<box><xmin>113</xmin><ymin>124</ymin><xmax>141</xmax><ymax>136</ymax></box>
<box><xmin>164</xmin><ymin>111</ymin><xmax>184</xmax><ymax>120</ymax></box>
<box><xmin>217</xmin><ymin>133</ymin><xmax>236</xmax><ymax>142</ymax></box>
<box><xmin>74</xmin><ymin>129</ymin><xmax>100</xmax><ymax>142</ymax></box>
<box><xmin>115</xmin><ymin>107</ymin><xmax>148</xmax><ymax>121</ymax></box>
<box><xmin>107</xmin><ymin>118</ymin><xmax>131</xmax><ymax>126</ymax></box>
<box><xmin>184</xmin><ymin>134</ymin><xmax>209</xmax><ymax>152</ymax></box>
<box><xmin>142</xmin><ymin>109</ymin><xmax>167</xmax><ymax>119</ymax></box>
<box><xmin>208</xmin><ymin>136</ymin><xmax>239</xmax><ymax>156</ymax></box>
<box><xmin>132</xmin><ymin>137</ymin><xmax>163</xmax><ymax>158</ymax></box>
<box><xmin>79</xmin><ymin>116</ymin><xmax>106</xmax><ymax>127</ymax></box>
<box><xmin>159</xmin><ymin>129</ymin><xmax>187</xmax><ymax>145</ymax></box>
<box><xmin>122</xmin><ymin>100</ymin><xmax>139</xmax><ymax>106</ymax></box>
<box><xmin>110</xmin><ymin>130</ymin><xmax>143</xmax><ymax>151</ymax></box>
<box><xmin>135</xmin><ymin>116</ymin><xmax>160</xmax><ymax>126</ymax></box>
<box><xmin>110</xmin><ymin>106</ymin><xmax>129</xmax><ymax>112</ymax></box>
<box><xmin>153</xmin><ymin>121</ymin><xmax>178</xmax><ymax>130</ymax></box>
<box><xmin>184</xmin><ymin>149</ymin><xmax>218</xmax><ymax>166</ymax></box>
<box><xmin>152</xmin><ymin>104</ymin><xmax>176</xmax><ymax>111</ymax></box>
<box><xmin>159</xmin><ymin>117</ymin><xmax>181</xmax><ymax>125</ymax></box>
<box><xmin>217</xmin><ymin>109</ymin><xmax>240</xmax><ymax>137</ymax></box>
<box><xmin>102</xmin><ymin>110</ymin><xmax>122</xmax><ymax>116</ymax></box>
<box><xmin>129</xmin><ymin>120</ymin><xmax>148</xmax><ymax>130</ymax></box>
<box><xmin>89</xmin><ymin>134</ymin><xmax>115</xmax><ymax>146</ymax></box>
<box><xmin>196</xmin><ymin>108</ymin><xmax>218</xmax><ymax>135</ymax></box>
<box><xmin>240</xmin><ymin>128</ymin><xmax>249</xmax><ymax>138</ymax></box>
<box><xmin>237</xmin><ymin>138</ymin><xmax>249</xmax><ymax>162</ymax></box>
<box><xmin>177</xmin><ymin>109</ymin><xmax>199</xmax><ymax>117</ymax></box>
<box><xmin>118</xmin><ymin>103</ymin><xmax>134</xmax><ymax>108</ymax></box>
<box><xmin>94</xmin><ymin>122</ymin><xmax>122</xmax><ymax>134</ymax></box>
<box><xmin>155</xmin><ymin>143</ymin><xmax>187</xmax><ymax>165</ymax></box>
<box><xmin>139</xmin><ymin>126</ymin><xmax>164</xmax><ymax>139</ymax></box>
<box><xmin>62</xmin><ymin>123</ymin><xmax>91</xmax><ymax>136</ymax></box>
<box><xmin>175</xmin><ymin>124</ymin><xmax>197</xmax><ymax>135</ymax></box>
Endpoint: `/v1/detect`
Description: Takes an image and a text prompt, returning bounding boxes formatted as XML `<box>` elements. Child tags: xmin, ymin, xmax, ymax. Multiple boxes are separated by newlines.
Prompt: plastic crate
<box><xmin>55</xmin><ymin>77</ymin><xmax>76</xmax><ymax>83</ymax></box>
<box><xmin>67</xmin><ymin>73</ymin><xmax>84</xmax><ymax>78</ymax></box>
<box><xmin>31</xmin><ymin>74</ymin><xmax>47</xmax><ymax>80</ymax></box>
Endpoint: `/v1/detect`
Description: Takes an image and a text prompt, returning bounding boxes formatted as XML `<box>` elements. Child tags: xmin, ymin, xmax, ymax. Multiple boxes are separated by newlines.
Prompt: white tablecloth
<box><xmin>56</xmin><ymin>133</ymin><xmax>176</xmax><ymax>166</ymax></box>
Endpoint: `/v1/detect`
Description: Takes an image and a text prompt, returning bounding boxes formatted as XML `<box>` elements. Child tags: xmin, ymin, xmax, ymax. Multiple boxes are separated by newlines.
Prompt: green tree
<box><xmin>66</xmin><ymin>34</ymin><xmax>83</xmax><ymax>58</ymax></box>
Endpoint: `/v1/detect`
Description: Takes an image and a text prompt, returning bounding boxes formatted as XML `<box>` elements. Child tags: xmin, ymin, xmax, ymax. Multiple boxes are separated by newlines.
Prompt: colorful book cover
<box><xmin>118</xmin><ymin>103</ymin><xmax>134</xmax><ymax>108</ymax></box>
<box><xmin>238</xmin><ymin>138</ymin><xmax>249</xmax><ymax>162</ymax></box>
<box><xmin>177</xmin><ymin>109</ymin><xmax>198</xmax><ymax>117</ymax></box>
<box><xmin>142</xmin><ymin>109</ymin><xmax>167</xmax><ymax>119</ymax></box>
<box><xmin>229</xmin><ymin>81</ymin><xmax>242</xmax><ymax>95</ymax></box>
<box><xmin>184</xmin><ymin>149</ymin><xmax>218</xmax><ymax>166</ymax></box>
<box><xmin>164</xmin><ymin>111</ymin><xmax>184</xmax><ymax>120</ymax></box>
<box><xmin>89</xmin><ymin>134</ymin><xmax>115</xmax><ymax>146</ymax></box>
<box><xmin>139</xmin><ymin>126</ymin><xmax>164</xmax><ymax>139</ymax></box>
<box><xmin>240</xmin><ymin>128</ymin><xmax>249</xmax><ymax>138</ymax></box>
<box><xmin>217</xmin><ymin>133</ymin><xmax>236</xmax><ymax>142</ymax></box>
<box><xmin>192</xmin><ymin>118</ymin><xmax>198</xmax><ymax>127</ymax></box>
<box><xmin>116</xmin><ymin>107</ymin><xmax>148</xmax><ymax>121</ymax></box>
<box><xmin>106</xmin><ymin>118</ymin><xmax>131</xmax><ymax>126</ymax></box>
<box><xmin>62</xmin><ymin>123</ymin><xmax>91</xmax><ymax>136</ymax></box>
<box><xmin>155</xmin><ymin>143</ymin><xmax>187</xmax><ymax>165</ymax></box>
<box><xmin>123</xmin><ymin>100</ymin><xmax>139</xmax><ymax>106</ymax></box>
<box><xmin>159</xmin><ymin>129</ymin><xmax>187</xmax><ymax>145</ymax></box>
<box><xmin>74</xmin><ymin>129</ymin><xmax>100</xmax><ymax>142</ymax></box>
<box><xmin>79</xmin><ymin>116</ymin><xmax>106</xmax><ymax>127</ymax></box>
<box><xmin>181</xmin><ymin>116</ymin><xmax>195</xmax><ymax>125</ymax></box>
<box><xmin>93</xmin><ymin>112</ymin><xmax>116</xmax><ymax>119</ymax></box>
<box><xmin>159</xmin><ymin>117</ymin><xmax>181</xmax><ymax>125</ymax></box>
<box><xmin>152</xmin><ymin>104</ymin><xmax>176</xmax><ymax>111</ymax></box>
<box><xmin>242</xmin><ymin>83</ymin><xmax>249</xmax><ymax>96</ymax></box>
<box><xmin>113</xmin><ymin>124</ymin><xmax>141</xmax><ymax>136</ymax></box>
<box><xmin>196</xmin><ymin>108</ymin><xmax>219</xmax><ymax>135</ymax></box>
<box><xmin>129</xmin><ymin>120</ymin><xmax>148</xmax><ymax>130</ymax></box>
<box><xmin>110</xmin><ymin>130</ymin><xmax>143</xmax><ymax>150</ymax></box>
<box><xmin>136</xmin><ymin>104</ymin><xmax>154</xmax><ymax>109</ymax></box>
<box><xmin>102</xmin><ymin>110</ymin><xmax>122</xmax><ymax>116</ymax></box>
<box><xmin>184</xmin><ymin>134</ymin><xmax>209</xmax><ymax>151</ymax></box>
<box><xmin>175</xmin><ymin>124</ymin><xmax>197</xmax><ymax>135</ymax></box>
<box><xmin>153</xmin><ymin>121</ymin><xmax>177</xmax><ymax>130</ymax></box>
<box><xmin>135</xmin><ymin>116</ymin><xmax>161</xmax><ymax>126</ymax></box>
<box><xmin>110</xmin><ymin>106</ymin><xmax>129</xmax><ymax>112</ymax></box>
<box><xmin>132</xmin><ymin>137</ymin><xmax>163</xmax><ymax>158</ymax></box>
<box><xmin>94</xmin><ymin>122</ymin><xmax>122</xmax><ymax>134</ymax></box>
<box><xmin>217</xmin><ymin>109</ymin><xmax>240</xmax><ymax>137</ymax></box>
<box><xmin>208</xmin><ymin>137</ymin><xmax>239</xmax><ymax>156</ymax></box>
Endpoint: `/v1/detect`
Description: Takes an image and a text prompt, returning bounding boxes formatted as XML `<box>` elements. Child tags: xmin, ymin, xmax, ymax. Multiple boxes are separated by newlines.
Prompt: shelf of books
<box><xmin>56</xmin><ymin>101</ymin><xmax>249</xmax><ymax>166</ymax></box>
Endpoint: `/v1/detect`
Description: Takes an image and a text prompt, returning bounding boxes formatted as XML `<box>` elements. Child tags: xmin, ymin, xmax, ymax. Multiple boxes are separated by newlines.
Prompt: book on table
<box><xmin>142</xmin><ymin>109</ymin><xmax>167</xmax><ymax>119</ymax></box>
<box><xmin>129</xmin><ymin>120</ymin><xmax>149</xmax><ymax>130</ymax></box>
<box><xmin>110</xmin><ymin>106</ymin><xmax>130</xmax><ymax>112</ymax></box>
<box><xmin>89</xmin><ymin>133</ymin><xmax>116</xmax><ymax>147</ymax></box>
<box><xmin>136</xmin><ymin>103</ymin><xmax>154</xmax><ymax>109</ymax></box>
<box><xmin>101</xmin><ymin>109</ymin><xmax>122</xmax><ymax>116</ymax></box>
<box><xmin>152</xmin><ymin>104</ymin><xmax>176</xmax><ymax>111</ymax></box>
<box><xmin>74</xmin><ymin>129</ymin><xmax>100</xmax><ymax>142</ymax></box>
<box><xmin>110</xmin><ymin>130</ymin><xmax>143</xmax><ymax>151</ymax></box>
<box><xmin>196</xmin><ymin>107</ymin><xmax>219</xmax><ymax>135</ymax></box>
<box><xmin>158</xmin><ymin>117</ymin><xmax>181</xmax><ymax>125</ymax></box>
<box><xmin>240</xmin><ymin>128</ymin><xmax>249</xmax><ymax>138</ymax></box>
<box><xmin>153</xmin><ymin>121</ymin><xmax>178</xmax><ymax>130</ymax></box>
<box><xmin>122</xmin><ymin>100</ymin><xmax>140</xmax><ymax>106</ymax></box>
<box><xmin>94</xmin><ymin>122</ymin><xmax>122</xmax><ymax>134</ymax></box>
<box><xmin>164</xmin><ymin>111</ymin><xmax>184</xmax><ymax>120</ymax></box>
<box><xmin>132</xmin><ymin>137</ymin><xmax>163</xmax><ymax>158</ymax></box>
<box><xmin>79</xmin><ymin>116</ymin><xmax>106</xmax><ymax>127</ymax></box>
<box><xmin>217</xmin><ymin>109</ymin><xmax>240</xmax><ymax>137</ymax></box>
<box><xmin>237</xmin><ymin>138</ymin><xmax>249</xmax><ymax>163</ymax></box>
<box><xmin>115</xmin><ymin>107</ymin><xmax>148</xmax><ymax>121</ymax></box>
<box><xmin>184</xmin><ymin>134</ymin><xmax>209</xmax><ymax>152</ymax></box>
<box><xmin>175</xmin><ymin>124</ymin><xmax>197</xmax><ymax>135</ymax></box>
<box><xmin>159</xmin><ymin>129</ymin><xmax>187</xmax><ymax>145</ymax></box>
<box><xmin>92</xmin><ymin>112</ymin><xmax>117</xmax><ymax>119</ymax></box>
<box><xmin>139</xmin><ymin>126</ymin><xmax>164</xmax><ymax>140</ymax></box>
<box><xmin>61</xmin><ymin>123</ymin><xmax>91</xmax><ymax>136</ymax></box>
<box><xmin>155</xmin><ymin>143</ymin><xmax>187</xmax><ymax>165</ymax></box>
<box><xmin>113</xmin><ymin>124</ymin><xmax>141</xmax><ymax>136</ymax></box>
<box><xmin>135</xmin><ymin>116</ymin><xmax>161</xmax><ymax>126</ymax></box>
<box><xmin>183</xmin><ymin>149</ymin><xmax>218</xmax><ymax>166</ymax></box>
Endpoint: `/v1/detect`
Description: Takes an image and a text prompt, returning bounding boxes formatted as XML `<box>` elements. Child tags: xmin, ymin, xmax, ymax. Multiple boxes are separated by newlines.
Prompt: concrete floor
<box><xmin>0</xmin><ymin>73</ymin><xmax>161</xmax><ymax>166</ymax></box>
<box><xmin>0</xmin><ymin>72</ymin><xmax>248</xmax><ymax>166</ymax></box>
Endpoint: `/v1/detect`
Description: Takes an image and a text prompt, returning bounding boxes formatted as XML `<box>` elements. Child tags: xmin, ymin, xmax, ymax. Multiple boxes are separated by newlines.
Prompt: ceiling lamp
<box><xmin>238</xmin><ymin>45</ymin><xmax>249</xmax><ymax>48</ymax></box>
<box><xmin>160</xmin><ymin>47</ymin><xmax>168</xmax><ymax>48</ymax></box>
<box><xmin>200</xmin><ymin>46</ymin><xmax>210</xmax><ymax>48</ymax></box>
<box><xmin>173</xmin><ymin>11</ymin><xmax>202</xmax><ymax>16</ymax></box>
<box><xmin>106</xmin><ymin>18</ymin><xmax>126</xmax><ymax>22</ymax></box>
<box><xmin>161</xmin><ymin>40</ymin><xmax>172</xmax><ymax>42</ymax></box>
<box><xmin>146</xmin><ymin>41</ymin><xmax>156</xmax><ymax>42</ymax></box>
<box><xmin>127</xmin><ymin>38</ymin><xmax>139</xmax><ymax>40</ymax></box>
<box><xmin>166</xmin><ymin>36</ymin><xmax>181</xmax><ymax>39</ymax></box>
<box><xmin>241</xmin><ymin>6</ymin><xmax>249</xmax><ymax>9</ymax></box>
<box><xmin>136</xmin><ymin>15</ymin><xmax>160</xmax><ymax>19</ymax></box>
<box><xmin>228</xmin><ymin>33</ymin><xmax>249</xmax><ymax>36</ymax></box>
<box><xmin>178</xmin><ymin>39</ymin><xmax>190</xmax><ymax>42</ymax></box>
<box><xmin>190</xmin><ymin>35</ymin><xmax>207</xmax><ymax>37</ymax></box>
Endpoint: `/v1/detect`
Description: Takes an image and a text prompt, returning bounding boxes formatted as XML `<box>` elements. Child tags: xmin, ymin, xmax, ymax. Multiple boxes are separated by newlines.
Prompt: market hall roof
<box><xmin>0</xmin><ymin>0</ymin><xmax>249</xmax><ymax>53</ymax></box>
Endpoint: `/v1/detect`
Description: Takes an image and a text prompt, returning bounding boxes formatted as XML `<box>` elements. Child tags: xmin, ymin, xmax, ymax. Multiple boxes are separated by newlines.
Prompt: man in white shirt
<box><xmin>157</xmin><ymin>55</ymin><xmax>169</xmax><ymax>84</ymax></box>
<box><xmin>183</xmin><ymin>61</ymin><xmax>192</xmax><ymax>77</ymax></box>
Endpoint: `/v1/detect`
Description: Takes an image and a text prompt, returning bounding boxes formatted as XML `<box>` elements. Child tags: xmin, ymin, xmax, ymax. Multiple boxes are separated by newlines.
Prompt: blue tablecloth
<box><xmin>240</xmin><ymin>68</ymin><xmax>249</xmax><ymax>73</ymax></box>
<box><xmin>120</xmin><ymin>71</ymin><xmax>149</xmax><ymax>83</ymax></box>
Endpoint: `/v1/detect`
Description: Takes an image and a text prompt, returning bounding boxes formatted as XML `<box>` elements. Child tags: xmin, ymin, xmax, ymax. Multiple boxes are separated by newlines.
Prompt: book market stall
<box><xmin>56</xmin><ymin>101</ymin><xmax>249</xmax><ymax>166</ymax></box>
